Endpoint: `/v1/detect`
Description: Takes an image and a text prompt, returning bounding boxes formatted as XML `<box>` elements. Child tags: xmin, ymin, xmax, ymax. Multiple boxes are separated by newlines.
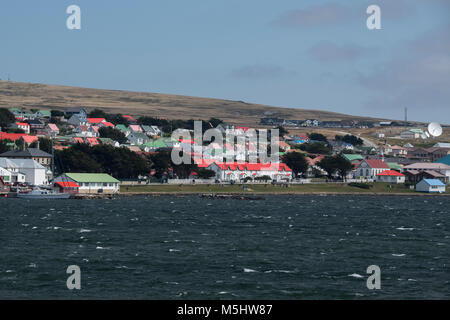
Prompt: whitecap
<box><xmin>392</xmin><ymin>254</ymin><xmax>406</xmax><ymax>257</ymax></box>
<box><xmin>169</xmin><ymin>249</ymin><xmax>181</xmax><ymax>252</ymax></box>
<box><xmin>396</xmin><ymin>227</ymin><xmax>415</xmax><ymax>231</ymax></box>
<box><xmin>96</xmin><ymin>246</ymin><xmax>109</xmax><ymax>250</ymax></box>
<box><xmin>348</xmin><ymin>273</ymin><xmax>364</xmax><ymax>278</ymax></box>
<box><xmin>79</xmin><ymin>229</ymin><xmax>92</xmax><ymax>233</ymax></box>
<box><xmin>243</xmin><ymin>268</ymin><xmax>257</xmax><ymax>273</ymax></box>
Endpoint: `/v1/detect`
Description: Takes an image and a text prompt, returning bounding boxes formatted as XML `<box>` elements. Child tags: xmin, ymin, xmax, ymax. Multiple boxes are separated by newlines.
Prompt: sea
<box><xmin>0</xmin><ymin>195</ymin><xmax>448</xmax><ymax>299</ymax></box>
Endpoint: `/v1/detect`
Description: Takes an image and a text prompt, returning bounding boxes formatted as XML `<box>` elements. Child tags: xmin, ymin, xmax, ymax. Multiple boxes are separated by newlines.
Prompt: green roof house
<box><xmin>342</xmin><ymin>154</ymin><xmax>364</xmax><ymax>164</ymax></box>
<box><xmin>55</xmin><ymin>173</ymin><xmax>120</xmax><ymax>194</ymax></box>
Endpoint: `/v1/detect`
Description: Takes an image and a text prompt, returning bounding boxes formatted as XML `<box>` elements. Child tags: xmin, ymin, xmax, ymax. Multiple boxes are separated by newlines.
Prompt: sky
<box><xmin>0</xmin><ymin>0</ymin><xmax>449</xmax><ymax>123</ymax></box>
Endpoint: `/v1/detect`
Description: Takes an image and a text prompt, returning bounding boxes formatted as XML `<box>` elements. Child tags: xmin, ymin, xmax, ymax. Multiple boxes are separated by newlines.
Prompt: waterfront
<box><xmin>0</xmin><ymin>195</ymin><xmax>449</xmax><ymax>299</ymax></box>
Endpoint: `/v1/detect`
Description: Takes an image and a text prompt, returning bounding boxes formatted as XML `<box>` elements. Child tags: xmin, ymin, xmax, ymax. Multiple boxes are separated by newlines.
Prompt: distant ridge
<box><xmin>0</xmin><ymin>81</ymin><xmax>387</xmax><ymax>126</ymax></box>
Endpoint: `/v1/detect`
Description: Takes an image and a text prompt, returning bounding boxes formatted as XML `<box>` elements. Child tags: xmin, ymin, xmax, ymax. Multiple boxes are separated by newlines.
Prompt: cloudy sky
<box><xmin>1</xmin><ymin>0</ymin><xmax>449</xmax><ymax>123</ymax></box>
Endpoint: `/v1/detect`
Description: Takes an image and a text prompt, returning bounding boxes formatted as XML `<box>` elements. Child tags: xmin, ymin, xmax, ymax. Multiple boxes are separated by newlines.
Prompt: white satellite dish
<box><xmin>427</xmin><ymin>122</ymin><xmax>443</xmax><ymax>137</ymax></box>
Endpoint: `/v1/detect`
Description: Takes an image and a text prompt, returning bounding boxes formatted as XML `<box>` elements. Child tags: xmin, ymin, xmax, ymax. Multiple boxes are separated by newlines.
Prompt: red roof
<box><xmin>55</xmin><ymin>181</ymin><xmax>80</xmax><ymax>188</ymax></box>
<box><xmin>0</xmin><ymin>132</ymin><xmax>28</xmax><ymax>141</ymax></box>
<box><xmin>364</xmin><ymin>159</ymin><xmax>390</xmax><ymax>169</ymax></box>
<box><xmin>377</xmin><ymin>170</ymin><xmax>405</xmax><ymax>177</ymax></box>
<box><xmin>86</xmin><ymin>137</ymin><xmax>99</xmax><ymax>146</ymax></box>
<box><xmin>73</xmin><ymin>137</ymin><xmax>84</xmax><ymax>143</ymax></box>
<box><xmin>123</xmin><ymin>115</ymin><xmax>135</xmax><ymax>121</ymax></box>
<box><xmin>101</xmin><ymin>121</ymin><xmax>115</xmax><ymax>127</ymax></box>
<box><xmin>16</xmin><ymin>122</ymin><xmax>29</xmax><ymax>126</ymax></box>
<box><xmin>87</xmin><ymin>118</ymin><xmax>106</xmax><ymax>124</ymax></box>
<box><xmin>22</xmin><ymin>135</ymin><xmax>38</xmax><ymax>144</ymax></box>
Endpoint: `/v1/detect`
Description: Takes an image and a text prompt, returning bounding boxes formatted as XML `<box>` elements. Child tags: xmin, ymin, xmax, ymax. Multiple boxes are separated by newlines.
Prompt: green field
<box><xmin>120</xmin><ymin>183</ymin><xmax>449</xmax><ymax>195</ymax></box>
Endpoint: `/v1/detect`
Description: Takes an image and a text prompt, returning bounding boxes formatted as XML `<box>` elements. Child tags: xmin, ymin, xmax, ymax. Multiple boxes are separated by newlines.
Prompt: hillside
<box><xmin>0</xmin><ymin>81</ymin><xmax>386</xmax><ymax>126</ymax></box>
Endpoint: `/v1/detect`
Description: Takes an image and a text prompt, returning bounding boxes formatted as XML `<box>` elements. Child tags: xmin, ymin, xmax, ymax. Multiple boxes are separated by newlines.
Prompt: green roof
<box><xmin>116</xmin><ymin>124</ymin><xmax>129</xmax><ymax>132</ymax></box>
<box><xmin>38</xmin><ymin>110</ymin><xmax>51</xmax><ymax>116</ymax></box>
<box><xmin>387</xmin><ymin>162</ymin><xmax>402</xmax><ymax>170</ymax></box>
<box><xmin>410</xmin><ymin>129</ymin><xmax>424</xmax><ymax>134</ymax></box>
<box><xmin>144</xmin><ymin>140</ymin><xmax>167</xmax><ymax>148</ymax></box>
<box><xmin>342</xmin><ymin>154</ymin><xmax>364</xmax><ymax>161</ymax></box>
<box><xmin>64</xmin><ymin>173</ymin><xmax>120</xmax><ymax>183</ymax></box>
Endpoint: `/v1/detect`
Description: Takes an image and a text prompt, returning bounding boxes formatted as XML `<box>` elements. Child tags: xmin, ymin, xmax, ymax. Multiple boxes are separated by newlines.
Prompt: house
<box><xmin>68</xmin><ymin>114</ymin><xmax>88</xmax><ymax>127</ymax></box>
<box><xmin>46</xmin><ymin>123</ymin><xmax>60</xmax><ymax>136</ymax></box>
<box><xmin>129</xmin><ymin>125</ymin><xmax>143</xmax><ymax>133</ymax></box>
<box><xmin>259</xmin><ymin>118</ymin><xmax>285</xmax><ymax>126</ymax></box>
<box><xmin>356</xmin><ymin>159</ymin><xmax>390</xmax><ymax>180</ymax></box>
<box><xmin>302</xmin><ymin>119</ymin><xmax>320</xmax><ymax>127</ymax></box>
<box><xmin>0</xmin><ymin>158</ymin><xmax>27</xmax><ymax>184</ymax></box>
<box><xmin>115</xmin><ymin>124</ymin><xmax>130</xmax><ymax>137</ymax></box>
<box><xmin>376</xmin><ymin>170</ymin><xmax>405</xmax><ymax>184</ymax></box>
<box><xmin>207</xmin><ymin>162</ymin><xmax>292</xmax><ymax>182</ymax></box>
<box><xmin>433</xmin><ymin>143</ymin><xmax>450</xmax><ymax>148</ymax></box>
<box><xmin>342</xmin><ymin>154</ymin><xmax>364</xmax><ymax>165</ymax></box>
<box><xmin>0</xmin><ymin>158</ymin><xmax>48</xmax><ymax>185</ymax></box>
<box><xmin>55</xmin><ymin>173</ymin><xmax>120</xmax><ymax>194</ymax></box>
<box><xmin>98</xmin><ymin>121</ymin><xmax>115</xmax><ymax>128</ymax></box>
<box><xmin>35</xmin><ymin>110</ymin><xmax>51</xmax><ymax>118</ymax></box>
<box><xmin>400</xmin><ymin>129</ymin><xmax>424</xmax><ymax>139</ymax></box>
<box><xmin>65</xmin><ymin>108</ymin><xmax>87</xmax><ymax>118</ymax></box>
<box><xmin>87</xmin><ymin>118</ymin><xmax>106</xmax><ymax>125</ymax></box>
<box><xmin>54</xmin><ymin>181</ymin><xmax>79</xmax><ymax>194</ymax></box>
<box><xmin>416</xmin><ymin>179</ymin><xmax>446</xmax><ymax>193</ymax></box>
<box><xmin>390</xmin><ymin>145</ymin><xmax>408</xmax><ymax>157</ymax></box>
<box><xmin>122</xmin><ymin>115</ymin><xmax>135</xmax><ymax>123</ymax></box>
<box><xmin>13</xmin><ymin>122</ymin><xmax>31</xmax><ymax>134</ymax></box>
<box><xmin>75</xmin><ymin>125</ymin><xmax>98</xmax><ymax>138</ymax></box>
<box><xmin>374</xmin><ymin>132</ymin><xmax>385</xmax><ymax>138</ymax></box>
<box><xmin>86</xmin><ymin>137</ymin><xmax>100</xmax><ymax>146</ymax></box>
<box><xmin>0</xmin><ymin>148</ymin><xmax>52</xmax><ymax>167</ymax></box>
<box><xmin>128</xmin><ymin>132</ymin><xmax>149</xmax><ymax>145</ymax></box>
<box><xmin>99</xmin><ymin>138</ymin><xmax>120</xmax><ymax>147</ymax></box>
<box><xmin>27</xmin><ymin>119</ymin><xmax>45</xmax><ymax>131</ymax></box>
<box><xmin>403</xmin><ymin>163</ymin><xmax>450</xmax><ymax>183</ymax></box>
<box><xmin>142</xmin><ymin>125</ymin><xmax>162</xmax><ymax>137</ymax></box>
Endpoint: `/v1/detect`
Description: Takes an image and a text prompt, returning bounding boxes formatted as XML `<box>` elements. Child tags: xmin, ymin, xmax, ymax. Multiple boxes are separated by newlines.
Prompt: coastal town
<box><xmin>0</xmin><ymin>107</ymin><xmax>449</xmax><ymax>197</ymax></box>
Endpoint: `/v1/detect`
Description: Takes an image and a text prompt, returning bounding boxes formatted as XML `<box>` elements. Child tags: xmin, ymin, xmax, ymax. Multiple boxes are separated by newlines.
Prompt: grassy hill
<box><xmin>0</xmin><ymin>81</ymin><xmax>386</xmax><ymax>126</ymax></box>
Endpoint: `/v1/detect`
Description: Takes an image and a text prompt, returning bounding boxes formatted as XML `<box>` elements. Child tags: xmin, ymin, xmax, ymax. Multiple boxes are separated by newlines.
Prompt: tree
<box><xmin>55</xmin><ymin>144</ymin><xmax>151</xmax><ymax>179</ymax></box>
<box><xmin>0</xmin><ymin>140</ymin><xmax>13</xmax><ymax>153</ymax></box>
<box><xmin>308</xmin><ymin>133</ymin><xmax>328</xmax><ymax>142</ymax></box>
<box><xmin>88</xmin><ymin>109</ymin><xmax>108</xmax><ymax>118</ymax></box>
<box><xmin>0</xmin><ymin>108</ymin><xmax>16</xmax><ymax>128</ymax></box>
<box><xmin>38</xmin><ymin>137</ymin><xmax>52</xmax><ymax>154</ymax></box>
<box><xmin>335</xmin><ymin>134</ymin><xmax>363</xmax><ymax>146</ymax></box>
<box><xmin>334</xmin><ymin>155</ymin><xmax>353</xmax><ymax>180</ymax></box>
<box><xmin>282</xmin><ymin>152</ymin><xmax>309</xmax><ymax>177</ymax></box>
<box><xmin>51</xmin><ymin>110</ymin><xmax>65</xmax><ymax>117</ymax></box>
<box><xmin>318</xmin><ymin>155</ymin><xmax>353</xmax><ymax>180</ymax></box>
<box><xmin>276</xmin><ymin>126</ymin><xmax>288</xmax><ymax>136</ymax></box>
<box><xmin>299</xmin><ymin>142</ymin><xmax>331</xmax><ymax>155</ymax></box>
<box><xmin>98</xmin><ymin>127</ymin><xmax>128</xmax><ymax>144</ymax></box>
<box><xmin>196</xmin><ymin>168</ymin><xmax>216</xmax><ymax>179</ymax></box>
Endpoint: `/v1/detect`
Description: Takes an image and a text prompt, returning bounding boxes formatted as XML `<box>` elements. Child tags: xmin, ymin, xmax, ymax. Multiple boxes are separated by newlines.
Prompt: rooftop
<box><xmin>64</xmin><ymin>173</ymin><xmax>120</xmax><ymax>183</ymax></box>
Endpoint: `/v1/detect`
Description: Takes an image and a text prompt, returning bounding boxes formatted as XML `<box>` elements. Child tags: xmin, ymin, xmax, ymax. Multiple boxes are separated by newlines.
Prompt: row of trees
<box><xmin>282</xmin><ymin>152</ymin><xmax>353</xmax><ymax>180</ymax></box>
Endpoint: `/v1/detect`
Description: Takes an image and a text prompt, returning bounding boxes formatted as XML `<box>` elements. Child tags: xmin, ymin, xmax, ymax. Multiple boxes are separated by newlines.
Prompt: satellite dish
<box><xmin>427</xmin><ymin>122</ymin><xmax>443</xmax><ymax>137</ymax></box>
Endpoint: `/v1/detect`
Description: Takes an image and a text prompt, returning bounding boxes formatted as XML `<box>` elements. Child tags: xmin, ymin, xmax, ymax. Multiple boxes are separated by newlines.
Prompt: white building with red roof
<box><xmin>356</xmin><ymin>159</ymin><xmax>390</xmax><ymax>180</ymax></box>
<box><xmin>376</xmin><ymin>170</ymin><xmax>405</xmax><ymax>184</ymax></box>
<box><xmin>207</xmin><ymin>162</ymin><xmax>292</xmax><ymax>182</ymax></box>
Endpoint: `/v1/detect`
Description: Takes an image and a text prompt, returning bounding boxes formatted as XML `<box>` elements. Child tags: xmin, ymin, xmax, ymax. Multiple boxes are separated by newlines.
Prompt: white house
<box><xmin>376</xmin><ymin>170</ymin><xmax>405</xmax><ymax>184</ymax></box>
<box><xmin>356</xmin><ymin>159</ymin><xmax>390</xmax><ymax>180</ymax></box>
<box><xmin>0</xmin><ymin>158</ymin><xmax>47</xmax><ymax>185</ymax></box>
<box><xmin>207</xmin><ymin>162</ymin><xmax>292</xmax><ymax>182</ymax></box>
<box><xmin>55</xmin><ymin>173</ymin><xmax>120</xmax><ymax>194</ymax></box>
<box><xmin>400</xmin><ymin>129</ymin><xmax>424</xmax><ymax>139</ymax></box>
<box><xmin>416</xmin><ymin>179</ymin><xmax>446</xmax><ymax>193</ymax></box>
<box><xmin>0</xmin><ymin>159</ymin><xmax>27</xmax><ymax>183</ymax></box>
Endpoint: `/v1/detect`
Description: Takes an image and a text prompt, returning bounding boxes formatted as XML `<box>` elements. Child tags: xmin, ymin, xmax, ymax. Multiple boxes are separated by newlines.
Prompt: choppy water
<box><xmin>0</xmin><ymin>195</ymin><xmax>449</xmax><ymax>299</ymax></box>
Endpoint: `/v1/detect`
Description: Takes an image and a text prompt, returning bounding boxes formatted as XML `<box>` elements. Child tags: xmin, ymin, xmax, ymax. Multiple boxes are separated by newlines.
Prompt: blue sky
<box><xmin>1</xmin><ymin>0</ymin><xmax>449</xmax><ymax>123</ymax></box>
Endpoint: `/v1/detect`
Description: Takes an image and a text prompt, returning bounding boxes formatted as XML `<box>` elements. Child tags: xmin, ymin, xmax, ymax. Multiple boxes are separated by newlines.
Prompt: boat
<box><xmin>17</xmin><ymin>187</ymin><xmax>71</xmax><ymax>199</ymax></box>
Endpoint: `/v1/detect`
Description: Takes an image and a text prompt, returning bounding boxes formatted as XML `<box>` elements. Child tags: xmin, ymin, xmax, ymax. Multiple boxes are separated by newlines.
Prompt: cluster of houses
<box><xmin>260</xmin><ymin>118</ymin><xmax>416</xmax><ymax>129</ymax></box>
<box><xmin>1</xmin><ymin>107</ymin><xmax>449</xmax><ymax>194</ymax></box>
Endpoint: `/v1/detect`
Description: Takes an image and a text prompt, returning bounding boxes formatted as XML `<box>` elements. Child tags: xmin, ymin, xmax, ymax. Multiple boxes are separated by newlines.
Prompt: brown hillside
<box><xmin>0</xmin><ymin>81</ymin><xmax>385</xmax><ymax>126</ymax></box>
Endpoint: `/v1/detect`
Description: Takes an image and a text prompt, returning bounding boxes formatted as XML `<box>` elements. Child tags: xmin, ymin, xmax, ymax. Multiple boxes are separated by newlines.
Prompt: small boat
<box><xmin>17</xmin><ymin>187</ymin><xmax>71</xmax><ymax>199</ymax></box>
